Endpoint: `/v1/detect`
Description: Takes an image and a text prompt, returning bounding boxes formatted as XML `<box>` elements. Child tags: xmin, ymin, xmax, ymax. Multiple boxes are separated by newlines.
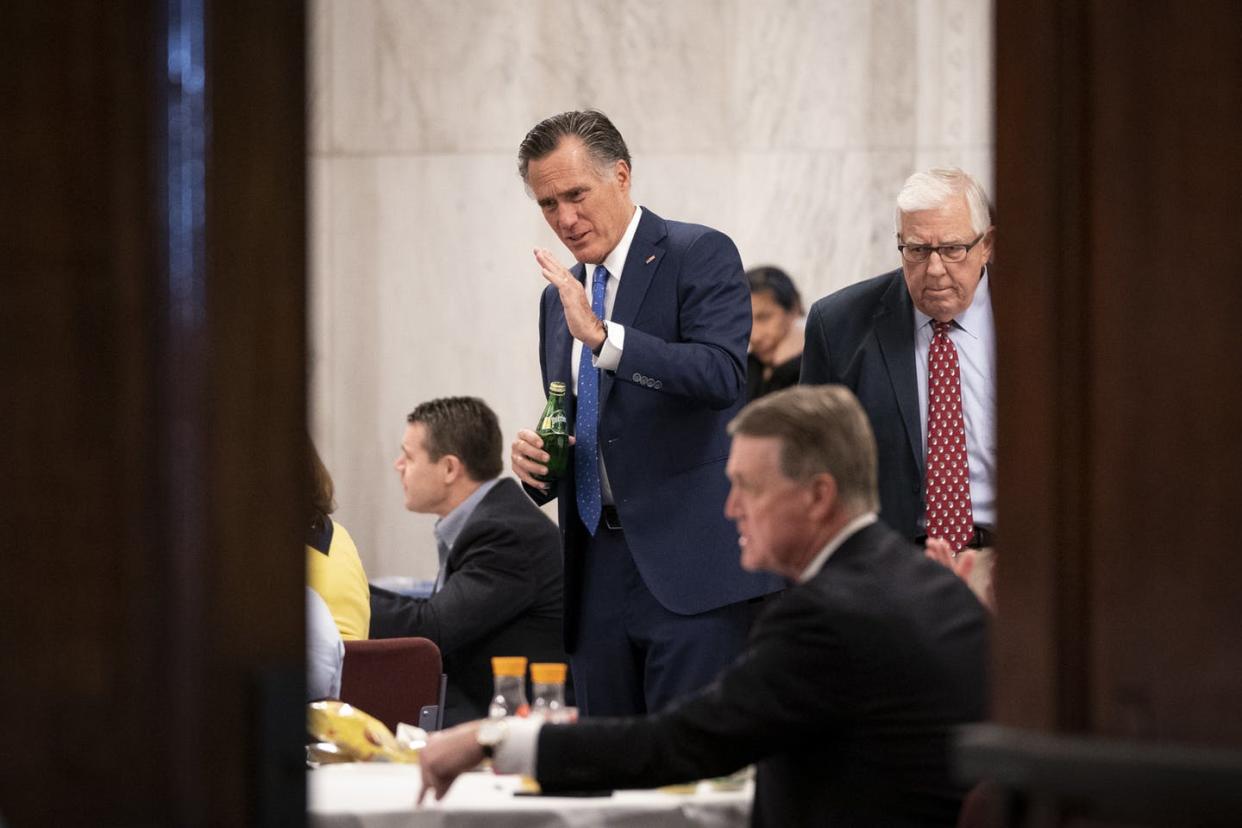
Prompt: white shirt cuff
<box><xmin>492</xmin><ymin>717</ymin><xmax>542</xmax><ymax>777</ymax></box>
<box><xmin>592</xmin><ymin>322</ymin><xmax>624</xmax><ymax>371</ymax></box>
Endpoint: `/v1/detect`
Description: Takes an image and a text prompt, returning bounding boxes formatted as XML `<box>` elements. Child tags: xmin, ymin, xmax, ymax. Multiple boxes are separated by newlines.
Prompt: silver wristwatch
<box><xmin>477</xmin><ymin>718</ymin><xmax>509</xmax><ymax>760</ymax></box>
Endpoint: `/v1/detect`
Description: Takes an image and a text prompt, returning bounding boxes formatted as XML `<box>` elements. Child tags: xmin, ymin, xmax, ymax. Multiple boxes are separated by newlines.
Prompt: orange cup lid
<box><xmin>530</xmin><ymin>662</ymin><xmax>567</xmax><ymax>684</ymax></box>
<box><xmin>491</xmin><ymin>656</ymin><xmax>528</xmax><ymax>677</ymax></box>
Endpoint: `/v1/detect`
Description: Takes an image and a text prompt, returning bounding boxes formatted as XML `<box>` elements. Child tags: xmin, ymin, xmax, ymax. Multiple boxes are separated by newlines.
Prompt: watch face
<box><xmin>478</xmin><ymin>719</ymin><xmax>506</xmax><ymax>746</ymax></box>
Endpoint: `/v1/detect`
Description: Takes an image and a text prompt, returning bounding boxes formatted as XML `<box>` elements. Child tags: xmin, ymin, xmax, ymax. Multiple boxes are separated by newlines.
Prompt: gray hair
<box><xmin>894</xmin><ymin>167</ymin><xmax>993</xmax><ymax>237</ymax></box>
<box><xmin>517</xmin><ymin>110</ymin><xmax>632</xmax><ymax>183</ymax></box>
<box><xmin>728</xmin><ymin>385</ymin><xmax>879</xmax><ymax>513</ymax></box>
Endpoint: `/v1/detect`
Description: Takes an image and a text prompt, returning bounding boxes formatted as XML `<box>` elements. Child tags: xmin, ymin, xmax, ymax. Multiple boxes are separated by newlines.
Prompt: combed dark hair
<box><xmin>517</xmin><ymin>110</ymin><xmax>632</xmax><ymax>183</ymax></box>
<box><xmin>746</xmin><ymin>266</ymin><xmax>804</xmax><ymax>315</ymax></box>
<box><xmin>308</xmin><ymin>436</ymin><xmax>336</xmax><ymax>532</ymax></box>
<box><xmin>728</xmin><ymin>385</ymin><xmax>879</xmax><ymax>512</ymax></box>
<box><xmin>406</xmin><ymin>396</ymin><xmax>504</xmax><ymax>482</ymax></box>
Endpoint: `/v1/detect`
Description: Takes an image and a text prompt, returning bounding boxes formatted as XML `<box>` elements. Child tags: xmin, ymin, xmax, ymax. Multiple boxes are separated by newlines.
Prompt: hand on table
<box><xmin>418</xmin><ymin>722</ymin><xmax>485</xmax><ymax>805</ymax></box>
<box><xmin>535</xmin><ymin>248</ymin><xmax>606</xmax><ymax>351</ymax></box>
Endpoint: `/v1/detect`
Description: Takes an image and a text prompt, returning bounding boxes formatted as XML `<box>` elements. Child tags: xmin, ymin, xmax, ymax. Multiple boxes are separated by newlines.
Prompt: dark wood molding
<box><xmin>0</xmin><ymin>3</ymin><xmax>307</xmax><ymax>824</ymax></box>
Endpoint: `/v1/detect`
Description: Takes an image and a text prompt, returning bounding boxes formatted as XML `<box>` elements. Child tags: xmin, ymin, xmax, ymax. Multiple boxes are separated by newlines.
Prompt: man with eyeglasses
<box><xmin>801</xmin><ymin>168</ymin><xmax>996</xmax><ymax>586</ymax></box>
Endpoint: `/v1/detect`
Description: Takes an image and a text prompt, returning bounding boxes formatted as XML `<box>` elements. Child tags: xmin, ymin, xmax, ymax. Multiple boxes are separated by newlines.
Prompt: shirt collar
<box><xmin>913</xmin><ymin>265</ymin><xmax>991</xmax><ymax>339</ymax></box>
<box><xmin>797</xmin><ymin>512</ymin><xmax>878</xmax><ymax>583</ymax></box>
<box><xmin>586</xmin><ymin>205</ymin><xmax>643</xmax><ymax>281</ymax></box>
<box><xmin>434</xmin><ymin>477</ymin><xmax>501</xmax><ymax>553</ymax></box>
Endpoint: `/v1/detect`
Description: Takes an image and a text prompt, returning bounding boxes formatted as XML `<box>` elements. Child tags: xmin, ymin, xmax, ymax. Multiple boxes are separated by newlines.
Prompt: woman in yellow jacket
<box><xmin>306</xmin><ymin>439</ymin><xmax>370</xmax><ymax>640</ymax></box>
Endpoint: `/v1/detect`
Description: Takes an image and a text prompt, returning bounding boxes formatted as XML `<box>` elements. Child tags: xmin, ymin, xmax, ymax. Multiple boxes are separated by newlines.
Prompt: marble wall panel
<box><xmin>733</xmin><ymin>0</ymin><xmax>870</xmax><ymax>151</ymax></box>
<box><xmin>329</xmin><ymin>0</ymin><xmax>741</xmax><ymax>155</ymax></box>
<box><xmin>309</xmin><ymin>0</ymin><xmax>332</xmax><ymax>154</ymax></box>
<box><xmin>310</xmin><ymin>0</ymin><xmax>995</xmax><ymax>579</ymax></box>
<box><xmin>331</xmin><ymin>0</ymin><xmax>549</xmax><ymax>153</ymax></box>
<box><xmin>313</xmin><ymin>152</ymin><xmax>564</xmax><ymax>578</ymax></box>
<box><xmin>913</xmin><ymin>0</ymin><xmax>994</xmax><ymax>149</ymax></box>
<box><xmin>532</xmin><ymin>0</ymin><xmax>738</xmax><ymax>154</ymax></box>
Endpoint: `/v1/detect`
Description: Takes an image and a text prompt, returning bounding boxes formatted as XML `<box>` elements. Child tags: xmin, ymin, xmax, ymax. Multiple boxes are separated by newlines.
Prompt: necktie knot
<box><xmin>933</xmin><ymin>320</ymin><xmax>954</xmax><ymax>337</ymax></box>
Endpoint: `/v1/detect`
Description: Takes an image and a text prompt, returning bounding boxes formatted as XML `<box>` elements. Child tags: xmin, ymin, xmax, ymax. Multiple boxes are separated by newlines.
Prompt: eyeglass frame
<box><xmin>896</xmin><ymin>233</ymin><xmax>987</xmax><ymax>264</ymax></box>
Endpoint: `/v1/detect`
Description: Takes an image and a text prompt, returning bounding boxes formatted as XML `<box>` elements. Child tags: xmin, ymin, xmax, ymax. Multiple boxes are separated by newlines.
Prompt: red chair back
<box><xmin>339</xmin><ymin>637</ymin><xmax>443</xmax><ymax>733</ymax></box>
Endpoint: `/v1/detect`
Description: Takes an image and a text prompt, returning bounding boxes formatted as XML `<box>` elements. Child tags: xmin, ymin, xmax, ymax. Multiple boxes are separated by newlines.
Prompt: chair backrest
<box><xmin>339</xmin><ymin>637</ymin><xmax>443</xmax><ymax>733</ymax></box>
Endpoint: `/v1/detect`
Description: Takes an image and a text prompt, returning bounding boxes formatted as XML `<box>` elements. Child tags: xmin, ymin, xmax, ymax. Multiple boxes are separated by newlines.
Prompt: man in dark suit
<box><xmin>801</xmin><ymin>168</ymin><xmax>996</xmax><ymax>579</ymax></box>
<box><xmin>369</xmin><ymin>396</ymin><xmax>566</xmax><ymax>726</ymax></box>
<box><xmin>421</xmin><ymin>386</ymin><xmax>990</xmax><ymax>827</ymax></box>
<box><xmin>510</xmin><ymin>110</ymin><xmax>781</xmax><ymax>717</ymax></box>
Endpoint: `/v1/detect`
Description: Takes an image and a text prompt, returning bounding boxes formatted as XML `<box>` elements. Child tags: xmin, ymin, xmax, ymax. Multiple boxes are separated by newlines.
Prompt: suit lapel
<box><xmin>600</xmin><ymin>208</ymin><xmax>666</xmax><ymax>402</ymax></box>
<box><xmin>874</xmin><ymin>274</ymin><xmax>925</xmax><ymax>479</ymax></box>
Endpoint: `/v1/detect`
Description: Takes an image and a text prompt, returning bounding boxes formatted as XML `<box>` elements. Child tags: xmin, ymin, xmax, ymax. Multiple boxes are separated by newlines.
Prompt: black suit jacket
<box><xmin>368</xmin><ymin>478</ymin><xmax>566</xmax><ymax>726</ymax></box>
<box><xmin>535</xmin><ymin>521</ymin><xmax>989</xmax><ymax>827</ymax></box>
<box><xmin>801</xmin><ymin>270</ymin><xmax>926</xmax><ymax>539</ymax></box>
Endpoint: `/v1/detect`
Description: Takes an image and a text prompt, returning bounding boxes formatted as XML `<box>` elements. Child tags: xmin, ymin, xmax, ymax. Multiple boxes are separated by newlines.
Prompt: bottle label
<box><xmin>541</xmin><ymin>411</ymin><xmax>567</xmax><ymax>433</ymax></box>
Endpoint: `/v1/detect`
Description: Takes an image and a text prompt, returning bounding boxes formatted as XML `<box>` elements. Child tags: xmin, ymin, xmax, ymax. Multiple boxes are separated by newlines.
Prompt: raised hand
<box><xmin>534</xmin><ymin>247</ymin><xmax>606</xmax><ymax>350</ymax></box>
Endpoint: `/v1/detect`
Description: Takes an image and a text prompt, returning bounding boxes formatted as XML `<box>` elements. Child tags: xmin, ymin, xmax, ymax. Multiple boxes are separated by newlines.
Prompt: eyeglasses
<box><xmin>897</xmin><ymin>233</ymin><xmax>985</xmax><ymax>264</ymax></box>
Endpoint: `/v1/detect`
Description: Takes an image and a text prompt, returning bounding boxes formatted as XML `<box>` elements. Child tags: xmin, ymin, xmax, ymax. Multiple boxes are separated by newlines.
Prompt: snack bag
<box><xmin>307</xmin><ymin>700</ymin><xmax>419</xmax><ymax>764</ymax></box>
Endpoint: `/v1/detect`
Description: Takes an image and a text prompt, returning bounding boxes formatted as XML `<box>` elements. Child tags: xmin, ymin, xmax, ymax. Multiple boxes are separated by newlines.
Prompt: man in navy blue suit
<box><xmin>510</xmin><ymin>110</ymin><xmax>782</xmax><ymax>717</ymax></box>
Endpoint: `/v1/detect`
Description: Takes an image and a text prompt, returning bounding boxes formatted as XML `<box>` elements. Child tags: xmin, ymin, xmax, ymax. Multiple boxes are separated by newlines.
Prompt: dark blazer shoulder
<box><xmin>471</xmin><ymin>477</ymin><xmax>543</xmax><ymax>514</ymax></box>
<box><xmin>810</xmin><ymin>268</ymin><xmax>906</xmax><ymax>326</ymax></box>
<box><xmin>457</xmin><ymin>478</ymin><xmax>556</xmax><ymax>541</ymax></box>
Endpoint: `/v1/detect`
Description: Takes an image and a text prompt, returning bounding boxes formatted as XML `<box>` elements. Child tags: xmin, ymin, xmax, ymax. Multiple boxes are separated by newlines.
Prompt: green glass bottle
<box><xmin>534</xmin><ymin>381</ymin><xmax>569</xmax><ymax>483</ymax></box>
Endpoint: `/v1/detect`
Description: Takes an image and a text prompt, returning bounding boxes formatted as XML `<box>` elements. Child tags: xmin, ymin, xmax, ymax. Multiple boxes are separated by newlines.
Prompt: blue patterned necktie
<box><xmin>575</xmin><ymin>265</ymin><xmax>608</xmax><ymax>535</ymax></box>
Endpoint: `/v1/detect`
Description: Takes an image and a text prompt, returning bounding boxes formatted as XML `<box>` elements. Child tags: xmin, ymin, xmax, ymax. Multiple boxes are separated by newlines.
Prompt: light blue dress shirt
<box><xmin>913</xmin><ymin>268</ymin><xmax>997</xmax><ymax>531</ymax></box>
<box><xmin>432</xmin><ymin>477</ymin><xmax>502</xmax><ymax>592</ymax></box>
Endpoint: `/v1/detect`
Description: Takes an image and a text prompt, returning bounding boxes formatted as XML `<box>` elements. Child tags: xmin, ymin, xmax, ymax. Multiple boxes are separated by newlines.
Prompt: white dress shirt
<box><xmin>568</xmin><ymin>205</ymin><xmax>643</xmax><ymax>505</ymax></box>
<box><xmin>913</xmin><ymin>268</ymin><xmax>997</xmax><ymax>530</ymax></box>
<box><xmin>306</xmin><ymin>586</ymin><xmax>344</xmax><ymax>700</ymax></box>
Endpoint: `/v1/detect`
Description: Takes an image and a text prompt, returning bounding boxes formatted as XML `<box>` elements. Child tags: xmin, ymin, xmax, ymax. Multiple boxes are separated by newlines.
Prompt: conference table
<box><xmin>308</xmin><ymin>763</ymin><xmax>753</xmax><ymax>828</ymax></box>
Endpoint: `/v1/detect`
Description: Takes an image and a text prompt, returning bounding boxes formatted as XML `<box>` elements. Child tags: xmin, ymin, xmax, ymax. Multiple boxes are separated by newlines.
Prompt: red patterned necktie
<box><xmin>925</xmin><ymin>320</ymin><xmax>974</xmax><ymax>552</ymax></box>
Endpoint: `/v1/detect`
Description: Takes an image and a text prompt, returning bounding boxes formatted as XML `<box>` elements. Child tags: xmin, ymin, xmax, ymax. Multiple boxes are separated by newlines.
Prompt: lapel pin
<box><xmin>645</xmin><ymin>255</ymin><xmax>656</xmax><ymax>264</ymax></box>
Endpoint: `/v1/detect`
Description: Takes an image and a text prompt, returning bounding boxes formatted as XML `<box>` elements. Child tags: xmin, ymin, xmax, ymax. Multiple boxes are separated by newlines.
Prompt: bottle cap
<box><xmin>530</xmin><ymin>662</ymin><xmax>567</xmax><ymax>684</ymax></box>
<box><xmin>491</xmin><ymin>656</ymin><xmax>528</xmax><ymax>677</ymax></box>
<box><xmin>549</xmin><ymin>381</ymin><xmax>566</xmax><ymax>394</ymax></box>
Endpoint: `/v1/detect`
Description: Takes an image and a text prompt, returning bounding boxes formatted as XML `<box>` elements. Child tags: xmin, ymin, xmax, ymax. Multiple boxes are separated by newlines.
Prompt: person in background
<box><xmin>306</xmin><ymin>438</ymin><xmax>370</xmax><ymax>640</ymax></box>
<box><xmin>306</xmin><ymin>586</ymin><xmax>344</xmax><ymax>700</ymax></box>
<box><xmin>421</xmin><ymin>386</ymin><xmax>989</xmax><ymax>827</ymax></box>
<box><xmin>745</xmin><ymin>265</ymin><xmax>805</xmax><ymax>401</ymax></box>
<box><xmin>801</xmin><ymin>168</ymin><xmax>997</xmax><ymax>581</ymax></box>
<box><xmin>369</xmin><ymin>396</ymin><xmax>566</xmax><ymax>726</ymax></box>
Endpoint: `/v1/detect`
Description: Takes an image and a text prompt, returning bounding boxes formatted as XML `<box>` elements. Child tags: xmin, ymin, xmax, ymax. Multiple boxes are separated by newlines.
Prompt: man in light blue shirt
<box><xmin>802</xmin><ymin>168</ymin><xmax>996</xmax><ymax>591</ymax></box>
<box><xmin>369</xmin><ymin>396</ymin><xmax>566</xmax><ymax>725</ymax></box>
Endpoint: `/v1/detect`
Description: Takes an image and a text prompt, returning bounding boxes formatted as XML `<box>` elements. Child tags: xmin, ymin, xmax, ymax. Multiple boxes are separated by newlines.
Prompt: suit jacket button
<box><xmin>654</xmin><ymin>380</ymin><xmax>663</xmax><ymax>389</ymax></box>
<box><xmin>632</xmin><ymin>372</ymin><xmax>642</xmax><ymax>382</ymax></box>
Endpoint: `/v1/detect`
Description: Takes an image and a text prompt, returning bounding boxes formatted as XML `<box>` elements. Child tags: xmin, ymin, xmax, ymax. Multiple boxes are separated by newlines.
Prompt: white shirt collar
<box><xmin>797</xmin><ymin>512</ymin><xmax>878</xmax><ymax>583</ymax></box>
<box><xmin>584</xmin><ymin>205</ymin><xmax>643</xmax><ymax>280</ymax></box>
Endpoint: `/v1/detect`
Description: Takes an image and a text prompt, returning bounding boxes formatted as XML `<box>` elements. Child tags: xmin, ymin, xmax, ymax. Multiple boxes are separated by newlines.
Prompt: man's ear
<box><xmin>441</xmin><ymin>454</ymin><xmax>463</xmax><ymax>485</ymax></box>
<box><xmin>807</xmin><ymin>472</ymin><xmax>839</xmax><ymax>519</ymax></box>
<box><xmin>614</xmin><ymin>159</ymin><xmax>631</xmax><ymax>193</ymax></box>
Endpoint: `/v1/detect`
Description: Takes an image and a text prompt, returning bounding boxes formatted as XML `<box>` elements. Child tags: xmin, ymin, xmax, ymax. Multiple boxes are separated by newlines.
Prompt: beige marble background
<box><xmin>309</xmin><ymin>0</ymin><xmax>994</xmax><ymax>581</ymax></box>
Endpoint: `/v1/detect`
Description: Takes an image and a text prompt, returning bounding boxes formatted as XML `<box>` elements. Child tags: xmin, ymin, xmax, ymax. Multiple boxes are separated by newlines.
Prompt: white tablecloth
<box><xmin>308</xmin><ymin>764</ymin><xmax>753</xmax><ymax>828</ymax></box>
